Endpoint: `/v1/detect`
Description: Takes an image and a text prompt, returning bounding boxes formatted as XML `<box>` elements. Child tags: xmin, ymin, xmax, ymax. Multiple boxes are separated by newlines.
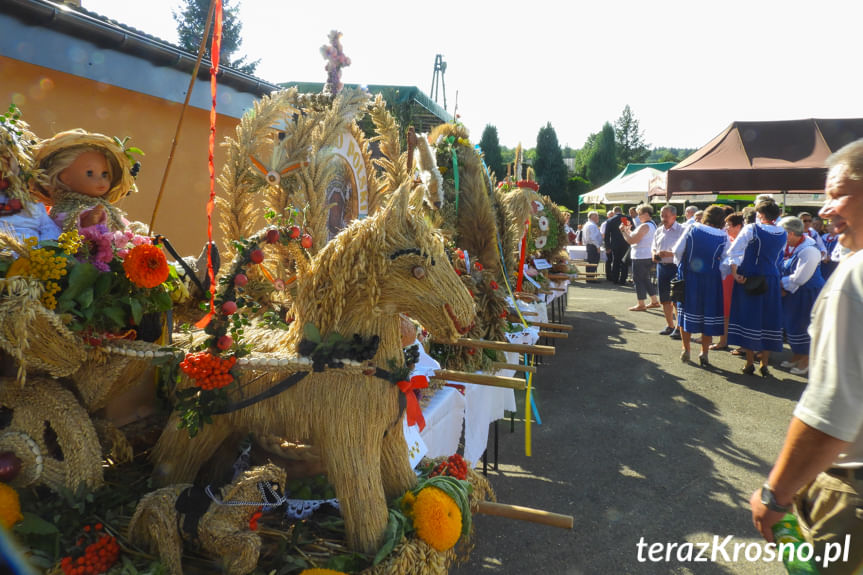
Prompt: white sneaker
<box><xmin>780</xmin><ymin>360</ymin><xmax>796</xmax><ymax>369</ymax></box>
<box><xmin>790</xmin><ymin>366</ymin><xmax>809</xmax><ymax>376</ymax></box>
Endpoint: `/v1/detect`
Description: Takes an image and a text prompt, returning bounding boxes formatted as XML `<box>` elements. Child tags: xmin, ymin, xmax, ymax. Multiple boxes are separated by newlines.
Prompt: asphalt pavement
<box><xmin>451</xmin><ymin>279</ymin><xmax>809</xmax><ymax>575</ymax></box>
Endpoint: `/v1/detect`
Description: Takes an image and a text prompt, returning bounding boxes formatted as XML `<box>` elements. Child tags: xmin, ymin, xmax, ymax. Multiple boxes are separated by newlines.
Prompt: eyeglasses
<box><xmin>801</xmin><ymin>219</ymin><xmax>812</xmax><ymax>223</ymax></box>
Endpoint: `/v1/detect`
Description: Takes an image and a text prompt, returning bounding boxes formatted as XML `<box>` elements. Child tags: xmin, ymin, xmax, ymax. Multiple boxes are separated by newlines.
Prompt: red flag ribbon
<box><xmin>515</xmin><ymin>219</ymin><xmax>529</xmax><ymax>292</ymax></box>
<box><xmin>195</xmin><ymin>0</ymin><xmax>223</xmax><ymax>330</ymax></box>
<box><xmin>397</xmin><ymin>375</ymin><xmax>429</xmax><ymax>431</ymax></box>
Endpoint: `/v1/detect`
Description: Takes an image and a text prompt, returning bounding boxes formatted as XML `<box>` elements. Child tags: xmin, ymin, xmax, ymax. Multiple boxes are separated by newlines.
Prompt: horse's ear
<box><xmin>383</xmin><ymin>180</ymin><xmax>412</xmax><ymax>222</ymax></box>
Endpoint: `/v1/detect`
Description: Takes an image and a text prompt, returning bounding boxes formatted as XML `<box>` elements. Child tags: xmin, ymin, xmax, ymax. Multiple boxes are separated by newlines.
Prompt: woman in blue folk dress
<box><xmin>672</xmin><ymin>205</ymin><xmax>728</xmax><ymax>367</ymax></box>
<box><xmin>724</xmin><ymin>197</ymin><xmax>787</xmax><ymax>378</ymax></box>
<box><xmin>779</xmin><ymin>216</ymin><xmax>825</xmax><ymax>376</ymax></box>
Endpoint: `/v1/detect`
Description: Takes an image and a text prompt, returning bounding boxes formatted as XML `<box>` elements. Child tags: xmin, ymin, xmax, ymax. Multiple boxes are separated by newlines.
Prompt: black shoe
<box><xmin>760</xmin><ymin>365</ymin><xmax>771</xmax><ymax>378</ymax></box>
<box><xmin>699</xmin><ymin>354</ymin><xmax>710</xmax><ymax>368</ymax></box>
<box><xmin>669</xmin><ymin>328</ymin><xmax>681</xmax><ymax>340</ymax></box>
<box><xmin>659</xmin><ymin>326</ymin><xmax>674</xmax><ymax>335</ymax></box>
<box><xmin>742</xmin><ymin>364</ymin><xmax>755</xmax><ymax>375</ymax></box>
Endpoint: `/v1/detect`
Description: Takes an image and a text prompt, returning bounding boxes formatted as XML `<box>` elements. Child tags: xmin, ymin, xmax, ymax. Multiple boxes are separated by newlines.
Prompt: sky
<box><xmin>82</xmin><ymin>0</ymin><xmax>863</xmax><ymax>151</ymax></box>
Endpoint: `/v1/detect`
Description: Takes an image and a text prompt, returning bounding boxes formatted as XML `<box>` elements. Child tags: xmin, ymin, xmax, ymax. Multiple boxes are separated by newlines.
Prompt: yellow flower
<box><xmin>457</xmin><ymin>138</ymin><xmax>470</xmax><ymax>146</ymax></box>
<box><xmin>299</xmin><ymin>569</ymin><xmax>345</xmax><ymax>575</ymax></box>
<box><xmin>58</xmin><ymin>230</ymin><xmax>83</xmax><ymax>255</ymax></box>
<box><xmin>412</xmin><ymin>486</ymin><xmax>462</xmax><ymax>551</ymax></box>
<box><xmin>5</xmin><ymin>257</ymin><xmax>32</xmax><ymax>278</ymax></box>
<box><xmin>401</xmin><ymin>490</ymin><xmax>417</xmax><ymax>515</ymax></box>
<box><xmin>0</xmin><ymin>482</ymin><xmax>23</xmax><ymax>529</ymax></box>
<box><xmin>439</xmin><ymin>166</ymin><xmax>447</xmax><ymax>174</ymax></box>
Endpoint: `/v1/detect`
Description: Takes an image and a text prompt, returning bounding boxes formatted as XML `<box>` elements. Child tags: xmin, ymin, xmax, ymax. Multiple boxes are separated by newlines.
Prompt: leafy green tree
<box><xmin>586</xmin><ymin>122</ymin><xmax>618</xmax><ymax>187</ymax></box>
<box><xmin>174</xmin><ymin>0</ymin><xmax>260</xmax><ymax>74</ymax></box>
<box><xmin>534</xmin><ymin>122</ymin><xmax>570</xmax><ymax>206</ymax></box>
<box><xmin>614</xmin><ymin>104</ymin><xmax>649</xmax><ymax>169</ymax></box>
<box><xmin>647</xmin><ymin>147</ymin><xmax>696</xmax><ymax>163</ymax></box>
<box><xmin>479</xmin><ymin>125</ymin><xmax>505</xmax><ymax>181</ymax></box>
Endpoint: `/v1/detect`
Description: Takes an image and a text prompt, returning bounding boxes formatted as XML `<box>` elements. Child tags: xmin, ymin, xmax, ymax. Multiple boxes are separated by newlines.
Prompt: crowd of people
<box><xmin>568</xmin><ymin>193</ymin><xmax>846</xmax><ymax>377</ymax></box>
<box><xmin>569</xmin><ymin>138</ymin><xmax>863</xmax><ymax>573</ymax></box>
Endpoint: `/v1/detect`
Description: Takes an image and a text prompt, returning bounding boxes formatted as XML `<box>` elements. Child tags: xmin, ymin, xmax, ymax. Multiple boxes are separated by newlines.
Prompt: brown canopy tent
<box><xmin>666</xmin><ymin>118</ymin><xmax>863</xmax><ymax>200</ymax></box>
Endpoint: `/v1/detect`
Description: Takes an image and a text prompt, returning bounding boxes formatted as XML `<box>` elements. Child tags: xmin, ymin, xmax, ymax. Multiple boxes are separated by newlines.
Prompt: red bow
<box><xmin>397</xmin><ymin>375</ymin><xmax>429</xmax><ymax>431</ymax></box>
<box><xmin>248</xmin><ymin>507</ymin><xmax>263</xmax><ymax>531</ymax></box>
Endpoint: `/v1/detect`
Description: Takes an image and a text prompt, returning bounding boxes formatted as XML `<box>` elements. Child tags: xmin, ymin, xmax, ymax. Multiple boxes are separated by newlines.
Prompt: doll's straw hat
<box><xmin>30</xmin><ymin>129</ymin><xmax>136</xmax><ymax>204</ymax></box>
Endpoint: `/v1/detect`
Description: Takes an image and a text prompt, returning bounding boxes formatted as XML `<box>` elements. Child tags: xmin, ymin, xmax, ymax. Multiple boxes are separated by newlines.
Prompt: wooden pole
<box><xmin>454</xmin><ymin>337</ymin><xmax>556</xmax><ymax>356</ymax></box>
<box><xmin>547</xmin><ymin>273</ymin><xmax>572</xmax><ymax>281</ymax></box>
<box><xmin>491</xmin><ymin>362</ymin><xmax>537</xmax><ymax>374</ymax></box>
<box><xmin>537</xmin><ymin>331</ymin><xmax>567</xmax><ymax>339</ymax></box>
<box><xmin>476</xmin><ymin>501</ymin><xmax>574</xmax><ymax>529</ymax></box>
<box><xmin>148</xmin><ymin>0</ymin><xmax>217</xmax><ymax>235</ymax></box>
<box><xmin>431</xmin><ymin>370</ymin><xmax>525</xmax><ymax>390</ymax></box>
<box><xmin>523</xmin><ymin>321</ymin><xmax>572</xmax><ymax>332</ymax></box>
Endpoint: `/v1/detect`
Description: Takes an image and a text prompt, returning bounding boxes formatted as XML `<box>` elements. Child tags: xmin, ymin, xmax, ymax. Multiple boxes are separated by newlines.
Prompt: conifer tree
<box><xmin>479</xmin><ymin>125</ymin><xmax>505</xmax><ymax>181</ymax></box>
<box><xmin>173</xmin><ymin>0</ymin><xmax>260</xmax><ymax>74</ymax></box>
<box><xmin>534</xmin><ymin>122</ymin><xmax>571</xmax><ymax>207</ymax></box>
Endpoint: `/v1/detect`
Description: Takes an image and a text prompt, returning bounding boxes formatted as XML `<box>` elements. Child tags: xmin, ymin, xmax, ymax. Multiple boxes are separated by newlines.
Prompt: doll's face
<box><xmin>59</xmin><ymin>150</ymin><xmax>111</xmax><ymax>197</ymax></box>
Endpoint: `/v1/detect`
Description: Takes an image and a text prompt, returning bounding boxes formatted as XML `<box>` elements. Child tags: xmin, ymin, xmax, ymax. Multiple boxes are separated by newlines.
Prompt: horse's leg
<box><xmin>207</xmin><ymin>531</ymin><xmax>260</xmax><ymax>575</ymax></box>
<box><xmin>380</xmin><ymin>416</ymin><xmax>418</xmax><ymax>499</ymax></box>
<box><xmin>151</xmin><ymin>414</ymin><xmax>233</xmax><ymax>484</ymax></box>
<box><xmin>317</xmin><ymin>413</ymin><xmax>389</xmax><ymax>553</ymax></box>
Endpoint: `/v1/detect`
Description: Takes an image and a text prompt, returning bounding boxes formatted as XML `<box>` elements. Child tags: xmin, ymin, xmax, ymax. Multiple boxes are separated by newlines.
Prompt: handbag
<box><xmin>670</xmin><ymin>277</ymin><xmax>686</xmax><ymax>304</ymax></box>
<box><xmin>743</xmin><ymin>275</ymin><xmax>767</xmax><ymax>296</ymax></box>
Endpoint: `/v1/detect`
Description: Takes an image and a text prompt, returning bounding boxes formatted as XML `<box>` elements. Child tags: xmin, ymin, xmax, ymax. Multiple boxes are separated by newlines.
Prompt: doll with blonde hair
<box><xmin>0</xmin><ymin>105</ymin><xmax>60</xmax><ymax>242</ymax></box>
<box><xmin>30</xmin><ymin>129</ymin><xmax>137</xmax><ymax>232</ymax></box>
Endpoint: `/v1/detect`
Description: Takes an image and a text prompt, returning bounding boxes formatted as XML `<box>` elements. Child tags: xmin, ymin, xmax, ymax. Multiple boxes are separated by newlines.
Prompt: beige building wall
<box><xmin>1</xmin><ymin>54</ymin><xmax>244</xmax><ymax>257</ymax></box>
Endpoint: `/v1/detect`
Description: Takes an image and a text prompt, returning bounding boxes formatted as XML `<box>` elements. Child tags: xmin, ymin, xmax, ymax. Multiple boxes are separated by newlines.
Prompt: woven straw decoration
<box><xmin>0</xmin><ymin>377</ymin><xmax>103</xmax><ymax>491</ymax></box>
<box><xmin>128</xmin><ymin>464</ymin><xmax>286</xmax><ymax>575</ymax></box>
<box><xmin>0</xmin><ymin>276</ymin><xmax>86</xmax><ymax>383</ymax></box>
<box><xmin>153</xmin><ymin>184</ymin><xmax>476</xmax><ymax>554</ymax></box>
<box><xmin>68</xmin><ymin>341</ymin><xmax>154</xmax><ymax>412</ymax></box>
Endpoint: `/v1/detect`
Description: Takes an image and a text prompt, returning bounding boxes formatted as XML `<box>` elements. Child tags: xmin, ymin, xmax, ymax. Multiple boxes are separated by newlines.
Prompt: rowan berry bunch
<box><xmin>59</xmin><ymin>523</ymin><xmax>120</xmax><ymax>575</ymax></box>
<box><xmin>429</xmin><ymin>454</ymin><xmax>468</xmax><ymax>480</ymax></box>
<box><xmin>180</xmin><ymin>351</ymin><xmax>237</xmax><ymax>390</ymax></box>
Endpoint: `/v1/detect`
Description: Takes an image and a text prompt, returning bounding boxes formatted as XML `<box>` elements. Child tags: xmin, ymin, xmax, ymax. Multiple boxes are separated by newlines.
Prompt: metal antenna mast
<box><xmin>430</xmin><ymin>54</ymin><xmax>447</xmax><ymax>111</ymax></box>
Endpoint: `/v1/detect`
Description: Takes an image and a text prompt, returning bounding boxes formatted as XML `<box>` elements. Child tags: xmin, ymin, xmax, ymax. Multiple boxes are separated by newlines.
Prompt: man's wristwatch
<box><xmin>760</xmin><ymin>483</ymin><xmax>792</xmax><ymax>513</ymax></box>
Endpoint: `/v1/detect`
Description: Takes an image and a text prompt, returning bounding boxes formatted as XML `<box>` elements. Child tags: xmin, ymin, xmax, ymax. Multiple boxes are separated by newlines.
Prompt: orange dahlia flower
<box><xmin>123</xmin><ymin>244</ymin><xmax>169</xmax><ymax>288</ymax></box>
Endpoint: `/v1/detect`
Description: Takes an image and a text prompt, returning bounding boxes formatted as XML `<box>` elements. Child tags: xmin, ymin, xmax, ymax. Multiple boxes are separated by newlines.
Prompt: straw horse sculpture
<box><xmin>152</xmin><ymin>185</ymin><xmax>476</xmax><ymax>553</ymax></box>
<box><xmin>128</xmin><ymin>463</ymin><xmax>287</xmax><ymax>575</ymax></box>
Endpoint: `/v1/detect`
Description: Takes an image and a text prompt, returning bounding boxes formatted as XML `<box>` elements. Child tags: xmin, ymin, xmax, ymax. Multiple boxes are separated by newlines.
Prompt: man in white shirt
<box><xmin>582</xmin><ymin>210</ymin><xmax>603</xmax><ymax>281</ymax></box>
<box><xmin>750</xmin><ymin>139</ymin><xmax>863</xmax><ymax>575</ymax></box>
<box><xmin>682</xmin><ymin>205</ymin><xmax>698</xmax><ymax>227</ymax></box>
<box><xmin>652</xmin><ymin>205</ymin><xmax>684</xmax><ymax>335</ymax></box>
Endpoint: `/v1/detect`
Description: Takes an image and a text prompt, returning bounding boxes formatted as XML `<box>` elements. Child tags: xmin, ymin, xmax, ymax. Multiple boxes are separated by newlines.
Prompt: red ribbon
<box><xmin>515</xmin><ymin>219</ymin><xmax>528</xmax><ymax>292</ymax></box>
<box><xmin>397</xmin><ymin>375</ymin><xmax>429</xmax><ymax>431</ymax></box>
<box><xmin>248</xmin><ymin>507</ymin><xmax>262</xmax><ymax>531</ymax></box>
<box><xmin>195</xmin><ymin>1</ymin><xmax>223</xmax><ymax>330</ymax></box>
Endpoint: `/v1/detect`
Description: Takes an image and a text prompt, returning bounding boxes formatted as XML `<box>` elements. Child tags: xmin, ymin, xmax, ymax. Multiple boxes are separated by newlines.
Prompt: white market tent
<box><xmin>580</xmin><ymin>167</ymin><xmax>667</xmax><ymax>205</ymax></box>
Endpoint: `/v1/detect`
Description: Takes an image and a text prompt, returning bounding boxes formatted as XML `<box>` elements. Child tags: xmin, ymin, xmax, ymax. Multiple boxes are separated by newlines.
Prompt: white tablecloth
<box><xmin>419</xmin><ymin>386</ymin><xmax>466</xmax><ymax>459</ymax></box>
<box><xmin>567</xmin><ymin>245</ymin><xmax>606</xmax><ymax>261</ymax></box>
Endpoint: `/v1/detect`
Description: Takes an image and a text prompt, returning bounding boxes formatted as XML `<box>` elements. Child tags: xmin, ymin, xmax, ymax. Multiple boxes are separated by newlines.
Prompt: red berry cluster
<box><xmin>430</xmin><ymin>454</ymin><xmax>469</xmax><ymax>480</ymax></box>
<box><xmin>60</xmin><ymin>524</ymin><xmax>120</xmax><ymax>575</ymax></box>
<box><xmin>180</xmin><ymin>351</ymin><xmax>237</xmax><ymax>390</ymax></box>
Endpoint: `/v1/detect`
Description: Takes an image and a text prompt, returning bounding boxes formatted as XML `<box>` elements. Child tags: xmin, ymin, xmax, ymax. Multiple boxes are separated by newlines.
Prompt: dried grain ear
<box><xmin>409</xmin><ymin>182</ymin><xmax>427</xmax><ymax>209</ymax></box>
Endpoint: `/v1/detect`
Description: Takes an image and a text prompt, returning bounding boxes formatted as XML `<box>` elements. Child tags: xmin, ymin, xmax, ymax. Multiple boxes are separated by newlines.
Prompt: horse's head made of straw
<box><xmin>292</xmin><ymin>182</ymin><xmax>475</xmax><ymax>348</ymax></box>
